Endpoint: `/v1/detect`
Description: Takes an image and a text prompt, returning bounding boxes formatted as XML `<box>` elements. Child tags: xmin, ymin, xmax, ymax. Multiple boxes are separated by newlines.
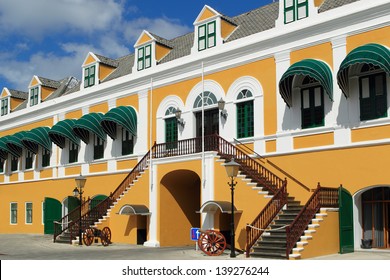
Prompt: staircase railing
<box><xmin>53</xmin><ymin>197</ymin><xmax>91</xmax><ymax>243</ymax></box>
<box><xmin>53</xmin><ymin>145</ymin><xmax>154</xmax><ymax>243</ymax></box>
<box><xmin>285</xmin><ymin>184</ymin><xmax>339</xmax><ymax>258</ymax></box>
<box><xmin>245</xmin><ymin>180</ymin><xmax>288</xmax><ymax>257</ymax></box>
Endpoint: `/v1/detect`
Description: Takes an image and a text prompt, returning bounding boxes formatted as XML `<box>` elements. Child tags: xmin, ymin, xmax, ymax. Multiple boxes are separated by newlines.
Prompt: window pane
<box><xmin>285</xmin><ymin>10</ymin><xmax>294</xmax><ymax>23</ymax></box>
<box><xmin>199</xmin><ymin>25</ymin><xmax>206</xmax><ymax>37</ymax></box>
<box><xmin>297</xmin><ymin>6</ymin><xmax>308</xmax><ymax>19</ymax></box>
<box><xmin>11</xmin><ymin>203</ymin><xmax>17</xmax><ymax>224</ymax></box>
<box><xmin>138</xmin><ymin>60</ymin><xmax>144</xmax><ymax>70</ymax></box>
<box><xmin>145</xmin><ymin>45</ymin><xmax>151</xmax><ymax>56</ymax></box>
<box><xmin>361</xmin><ymin>78</ymin><xmax>370</xmax><ymax>99</ymax></box>
<box><xmin>26</xmin><ymin>203</ymin><xmax>33</xmax><ymax>224</ymax></box>
<box><xmin>314</xmin><ymin>87</ymin><xmax>322</xmax><ymax>107</ymax></box>
<box><xmin>208</xmin><ymin>36</ymin><xmax>215</xmax><ymax>48</ymax></box>
<box><xmin>138</xmin><ymin>48</ymin><xmax>144</xmax><ymax>58</ymax></box>
<box><xmin>208</xmin><ymin>22</ymin><xmax>215</xmax><ymax>34</ymax></box>
<box><xmin>302</xmin><ymin>89</ymin><xmax>310</xmax><ymax>109</ymax></box>
<box><xmin>375</xmin><ymin>75</ymin><xmax>384</xmax><ymax>96</ymax></box>
<box><xmin>199</xmin><ymin>39</ymin><xmax>206</xmax><ymax>51</ymax></box>
<box><xmin>285</xmin><ymin>0</ymin><xmax>294</xmax><ymax>8</ymax></box>
<box><xmin>145</xmin><ymin>57</ymin><xmax>151</xmax><ymax>68</ymax></box>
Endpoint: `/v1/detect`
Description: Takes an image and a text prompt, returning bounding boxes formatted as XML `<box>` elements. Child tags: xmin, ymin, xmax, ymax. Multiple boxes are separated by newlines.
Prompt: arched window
<box><xmin>237</xmin><ymin>89</ymin><xmax>254</xmax><ymax>138</ymax></box>
<box><xmin>193</xmin><ymin>91</ymin><xmax>217</xmax><ymax>108</ymax></box>
<box><xmin>165</xmin><ymin>106</ymin><xmax>178</xmax><ymax>148</ymax></box>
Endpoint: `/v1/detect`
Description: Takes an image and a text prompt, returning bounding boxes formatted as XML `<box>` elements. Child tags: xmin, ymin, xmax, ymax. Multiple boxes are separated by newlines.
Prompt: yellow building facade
<box><xmin>0</xmin><ymin>0</ymin><xmax>389</xmax><ymax>259</ymax></box>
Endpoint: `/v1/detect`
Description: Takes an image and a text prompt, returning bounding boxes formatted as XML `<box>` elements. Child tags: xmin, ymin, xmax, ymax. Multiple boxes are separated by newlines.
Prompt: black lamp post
<box><xmin>224</xmin><ymin>158</ymin><xmax>240</xmax><ymax>258</ymax></box>
<box><xmin>73</xmin><ymin>174</ymin><xmax>87</xmax><ymax>245</ymax></box>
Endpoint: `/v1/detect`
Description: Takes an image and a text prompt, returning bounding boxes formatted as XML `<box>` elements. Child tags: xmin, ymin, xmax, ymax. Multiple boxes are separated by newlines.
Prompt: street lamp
<box><xmin>73</xmin><ymin>174</ymin><xmax>87</xmax><ymax>245</ymax></box>
<box><xmin>224</xmin><ymin>158</ymin><xmax>240</xmax><ymax>258</ymax></box>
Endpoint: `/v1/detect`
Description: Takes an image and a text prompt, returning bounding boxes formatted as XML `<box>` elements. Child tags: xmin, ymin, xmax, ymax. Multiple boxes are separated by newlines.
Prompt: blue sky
<box><xmin>0</xmin><ymin>0</ymin><xmax>275</xmax><ymax>91</ymax></box>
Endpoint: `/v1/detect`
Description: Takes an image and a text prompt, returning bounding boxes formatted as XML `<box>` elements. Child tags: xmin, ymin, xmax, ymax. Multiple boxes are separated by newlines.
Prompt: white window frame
<box><xmin>29</xmin><ymin>86</ymin><xmax>40</xmax><ymax>107</ymax></box>
<box><xmin>10</xmin><ymin>202</ymin><xmax>17</xmax><ymax>225</ymax></box>
<box><xmin>1</xmin><ymin>97</ymin><xmax>9</xmax><ymax>116</ymax></box>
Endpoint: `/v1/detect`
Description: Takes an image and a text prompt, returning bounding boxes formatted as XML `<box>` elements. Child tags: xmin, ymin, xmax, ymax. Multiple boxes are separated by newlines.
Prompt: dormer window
<box><xmin>30</xmin><ymin>86</ymin><xmax>39</xmax><ymax>106</ymax></box>
<box><xmin>198</xmin><ymin>21</ymin><xmax>216</xmax><ymax>51</ymax></box>
<box><xmin>284</xmin><ymin>0</ymin><xmax>308</xmax><ymax>24</ymax></box>
<box><xmin>84</xmin><ymin>65</ymin><xmax>96</xmax><ymax>88</ymax></box>
<box><xmin>1</xmin><ymin>98</ymin><xmax>8</xmax><ymax>116</ymax></box>
<box><xmin>137</xmin><ymin>44</ymin><xmax>152</xmax><ymax>71</ymax></box>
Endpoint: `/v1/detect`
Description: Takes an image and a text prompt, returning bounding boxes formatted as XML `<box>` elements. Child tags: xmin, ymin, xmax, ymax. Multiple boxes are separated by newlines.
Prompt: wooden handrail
<box><xmin>285</xmin><ymin>185</ymin><xmax>339</xmax><ymax>258</ymax></box>
<box><xmin>245</xmin><ymin>180</ymin><xmax>288</xmax><ymax>257</ymax></box>
<box><xmin>54</xmin><ymin>145</ymin><xmax>154</xmax><ymax>243</ymax></box>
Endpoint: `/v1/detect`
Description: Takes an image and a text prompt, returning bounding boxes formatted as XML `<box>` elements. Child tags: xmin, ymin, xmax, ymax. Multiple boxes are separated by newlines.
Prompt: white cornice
<box><xmin>1</xmin><ymin>0</ymin><xmax>389</xmax><ymax>132</ymax></box>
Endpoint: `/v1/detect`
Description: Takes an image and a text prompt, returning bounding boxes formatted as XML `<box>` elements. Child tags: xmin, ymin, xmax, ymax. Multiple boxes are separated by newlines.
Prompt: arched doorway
<box><xmin>159</xmin><ymin>170</ymin><xmax>201</xmax><ymax>246</ymax></box>
<box><xmin>361</xmin><ymin>187</ymin><xmax>390</xmax><ymax>248</ymax></box>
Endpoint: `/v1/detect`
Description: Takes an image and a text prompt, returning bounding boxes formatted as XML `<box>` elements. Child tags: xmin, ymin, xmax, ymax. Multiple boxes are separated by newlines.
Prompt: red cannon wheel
<box><xmin>83</xmin><ymin>228</ymin><xmax>94</xmax><ymax>246</ymax></box>
<box><xmin>197</xmin><ymin>230</ymin><xmax>226</xmax><ymax>256</ymax></box>
<box><xmin>101</xmin><ymin>227</ymin><xmax>111</xmax><ymax>246</ymax></box>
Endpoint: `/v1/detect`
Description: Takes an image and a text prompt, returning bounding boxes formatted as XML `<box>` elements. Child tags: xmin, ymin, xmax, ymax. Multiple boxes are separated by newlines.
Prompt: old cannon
<box><xmin>83</xmin><ymin>226</ymin><xmax>112</xmax><ymax>246</ymax></box>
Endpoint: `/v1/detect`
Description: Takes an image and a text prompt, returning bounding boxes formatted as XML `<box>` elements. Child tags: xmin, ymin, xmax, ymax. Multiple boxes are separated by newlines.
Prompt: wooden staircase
<box><xmin>250</xmin><ymin>196</ymin><xmax>303</xmax><ymax>259</ymax></box>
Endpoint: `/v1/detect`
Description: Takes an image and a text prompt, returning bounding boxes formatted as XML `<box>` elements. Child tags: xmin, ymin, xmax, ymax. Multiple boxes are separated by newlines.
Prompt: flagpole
<box><xmin>202</xmin><ymin>62</ymin><xmax>205</xmax><ymax>189</ymax></box>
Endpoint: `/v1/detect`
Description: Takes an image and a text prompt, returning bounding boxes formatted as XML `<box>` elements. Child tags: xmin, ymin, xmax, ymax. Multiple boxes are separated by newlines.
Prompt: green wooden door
<box><xmin>165</xmin><ymin>117</ymin><xmax>178</xmax><ymax>149</ymax></box>
<box><xmin>67</xmin><ymin>196</ymin><xmax>80</xmax><ymax>212</ymax></box>
<box><xmin>43</xmin><ymin>197</ymin><xmax>62</xmax><ymax>234</ymax></box>
<box><xmin>339</xmin><ymin>186</ymin><xmax>354</xmax><ymax>254</ymax></box>
<box><xmin>90</xmin><ymin>195</ymin><xmax>108</xmax><ymax>209</ymax></box>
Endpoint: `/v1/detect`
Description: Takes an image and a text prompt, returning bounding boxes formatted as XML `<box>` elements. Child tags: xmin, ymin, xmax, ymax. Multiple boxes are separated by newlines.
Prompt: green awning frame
<box><xmin>279</xmin><ymin>59</ymin><xmax>333</xmax><ymax>107</ymax></box>
<box><xmin>22</xmin><ymin>127</ymin><xmax>52</xmax><ymax>154</ymax></box>
<box><xmin>100</xmin><ymin>106</ymin><xmax>137</xmax><ymax>140</ymax></box>
<box><xmin>337</xmin><ymin>43</ymin><xmax>390</xmax><ymax>98</ymax></box>
<box><xmin>49</xmin><ymin>119</ymin><xmax>80</xmax><ymax>148</ymax></box>
<box><xmin>72</xmin><ymin>112</ymin><xmax>106</xmax><ymax>144</ymax></box>
<box><xmin>0</xmin><ymin>136</ymin><xmax>11</xmax><ymax>160</ymax></box>
<box><xmin>6</xmin><ymin>131</ymin><xmax>28</xmax><ymax>157</ymax></box>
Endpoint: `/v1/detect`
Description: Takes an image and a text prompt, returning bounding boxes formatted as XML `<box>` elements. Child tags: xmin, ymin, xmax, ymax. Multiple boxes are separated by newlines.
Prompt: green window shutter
<box><xmin>84</xmin><ymin>68</ymin><xmax>90</xmax><ymax>88</ymax></box>
<box><xmin>284</xmin><ymin>0</ymin><xmax>295</xmax><ymax>24</ymax></box>
<box><xmin>25</xmin><ymin>150</ymin><xmax>33</xmax><ymax>169</ymax></box>
<box><xmin>11</xmin><ymin>155</ymin><xmax>18</xmax><ymax>171</ymax></box>
<box><xmin>297</xmin><ymin>0</ymin><xmax>308</xmax><ymax>20</ymax></box>
<box><xmin>26</xmin><ymin>202</ymin><xmax>33</xmax><ymax>224</ymax></box>
<box><xmin>207</xmin><ymin>21</ymin><xmax>216</xmax><ymax>48</ymax></box>
<box><xmin>237</xmin><ymin>101</ymin><xmax>254</xmax><ymax>139</ymax></box>
<box><xmin>11</xmin><ymin>203</ymin><xmax>17</xmax><ymax>224</ymax></box>
<box><xmin>89</xmin><ymin>65</ymin><xmax>95</xmax><ymax>86</ymax></box>
<box><xmin>93</xmin><ymin>134</ymin><xmax>104</xmax><ymax>160</ymax></box>
<box><xmin>4</xmin><ymin>98</ymin><xmax>7</xmax><ymax>115</ymax></box>
<box><xmin>145</xmin><ymin>45</ymin><xmax>152</xmax><ymax>69</ymax></box>
<box><xmin>301</xmin><ymin>86</ymin><xmax>324</xmax><ymax>129</ymax></box>
<box><xmin>0</xmin><ymin>159</ymin><xmax>3</xmax><ymax>173</ymax></box>
<box><xmin>42</xmin><ymin>149</ymin><xmax>50</xmax><ymax>167</ymax></box>
<box><xmin>121</xmin><ymin>128</ymin><xmax>134</xmax><ymax>155</ymax></box>
<box><xmin>138</xmin><ymin>47</ymin><xmax>145</xmax><ymax>70</ymax></box>
<box><xmin>69</xmin><ymin>142</ymin><xmax>78</xmax><ymax>163</ymax></box>
<box><xmin>165</xmin><ymin>117</ymin><xmax>178</xmax><ymax>149</ymax></box>
<box><xmin>198</xmin><ymin>24</ymin><xmax>206</xmax><ymax>51</ymax></box>
<box><xmin>359</xmin><ymin>72</ymin><xmax>387</xmax><ymax>121</ymax></box>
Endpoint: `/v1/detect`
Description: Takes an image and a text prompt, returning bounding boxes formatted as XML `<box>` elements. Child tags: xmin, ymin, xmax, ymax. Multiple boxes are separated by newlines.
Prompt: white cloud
<box><xmin>0</xmin><ymin>0</ymin><xmax>125</xmax><ymax>37</ymax></box>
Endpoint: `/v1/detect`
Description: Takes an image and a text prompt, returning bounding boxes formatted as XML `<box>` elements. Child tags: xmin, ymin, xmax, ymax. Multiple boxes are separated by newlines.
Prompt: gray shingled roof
<box><xmin>95</xmin><ymin>54</ymin><xmax>119</xmax><ymax>68</ymax></box>
<box><xmin>9</xmin><ymin>89</ymin><xmax>28</xmax><ymax>100</ymax></box>
<box><xmin>319</xmin><ymin>0</ymin><xmax>360</xmax><ymax>13</ymax></box>
<box><xmin>45</xmin><ymin>77</ymin><xmax>80</xmax><ymax>101</ymax></box>
<box><xmin>8</xmin><ymin>0</ymin><xmax>363</xmax><ymax>113</ymax></box>
<box><xmin>102</xmin><ymin>53</ymin><xmax>135</xmax><ymax>82</ymax></box>
<box><xmin>38</xmin><ymin>76</ymin><xmax>61</xmax><ymax>89</ymax></box>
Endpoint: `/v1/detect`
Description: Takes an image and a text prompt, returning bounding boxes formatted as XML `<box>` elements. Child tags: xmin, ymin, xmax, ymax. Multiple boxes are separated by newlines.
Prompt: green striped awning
<box><xmin>72</xmin><ymin>112</ymin><xmax>106</xmax><ymax>144</ymax></box>
<box><xmin>279</xmin><ymin>59</ymin><xmax>333</xmax><ymax>107</ymax></box>
<box><xmin>6</xmin><ymin>131</ymin><xmax>28</xmax><ymax>157</ymax></box>
<box><xmin>0</xmin><ymin>136</ymin><xmax>11</xmax><ymax>160</ymax></box>
<box><xmin>337</xmin><ymin>43</ymin><xmax>390</xmax><ymax>97</ymax></box>
<box><xmin>49</xmin><ymin>119</ymin><xmax>80</xmax><ymax>148</ymax></box>
<box><xmin>22</xmin><ymin>127</ymin><xmax>52</xmax><ymax>154</ymax></box>
<box><xmin>100</xmin><ymin>106</ymin><xmax>137</xmax><ymax>139</ymax></box>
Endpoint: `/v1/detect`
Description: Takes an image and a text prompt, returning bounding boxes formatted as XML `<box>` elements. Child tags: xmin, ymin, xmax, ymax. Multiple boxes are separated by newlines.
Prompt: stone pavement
<box><xmin>1</xmin><ymin>234</ymin><xmax>389</xmax><ymax>260</ymax></box>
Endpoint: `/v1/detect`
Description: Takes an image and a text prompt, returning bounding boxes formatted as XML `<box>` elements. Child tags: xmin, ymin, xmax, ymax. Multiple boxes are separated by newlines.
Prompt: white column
<box><xmin>201</xmin><ymin>153</ymin><xmax>215</xmax><ymax>230</ymax></box>
<box><xmin>144</xmin><ymin>163</ymin><xmax>160</xmax><ymax>247</ymax></box>
<box><xmin>136</xmin><ymin>90</ymin><xmax>148</xmax><ymax>154</ymax></box>
<box><xmin>275</xmin><ymin>51</ymin><xmax>293</xmax><ymax>152</ymax></box>
<box><xmin>331</xmin><ymin>36</ymin><xmax>351</xmax><ymax>146</ymax></box>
